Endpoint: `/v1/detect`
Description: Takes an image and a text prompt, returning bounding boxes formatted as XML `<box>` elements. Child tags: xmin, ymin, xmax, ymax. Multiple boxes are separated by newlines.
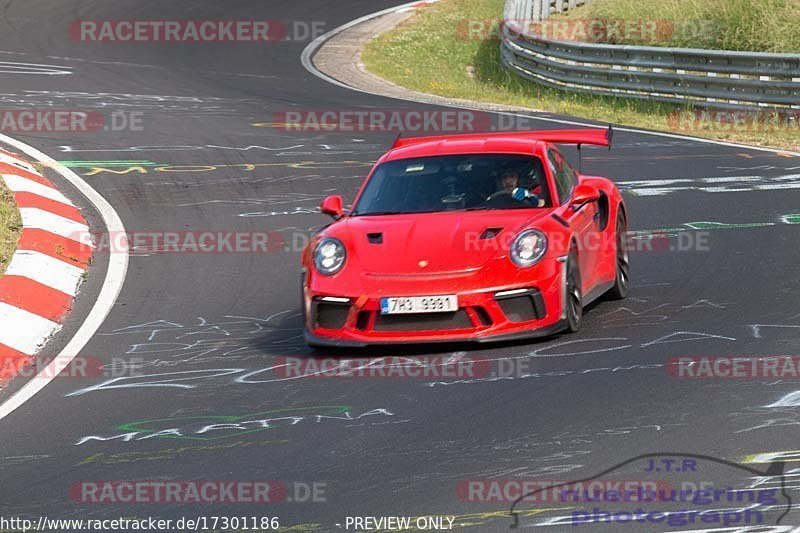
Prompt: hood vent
<box><xmin>480</xmin><ymin>227</ymin><xmax>503</xmax><ymax>239</ymax></box>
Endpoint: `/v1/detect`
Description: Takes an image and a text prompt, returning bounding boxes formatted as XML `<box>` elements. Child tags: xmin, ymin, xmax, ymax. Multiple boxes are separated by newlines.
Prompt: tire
<box><xmin>607</xmin><ymin>212</ymin><xmax>630</xmax><ymax>300</ymax></box>
<box><xmin>565</xmin><ymin>246</ymin><xmax>582</xmax><ymax>333</ymax></box>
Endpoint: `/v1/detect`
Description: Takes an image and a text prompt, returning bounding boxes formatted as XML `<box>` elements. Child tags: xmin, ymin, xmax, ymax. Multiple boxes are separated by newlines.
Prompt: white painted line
<box><xmin>0</xmin><ymin>60</ymin><xmax>72</xmax><ymax>70</ymax></box>
<box><xmin>0</xmin><ymin>133</ymin><xmax>129</xmax><ymax>422</ymax></box>
<box><xmin>300</xmin><ymin>7</ymin><xmax>800</xmax><ymax>158</ymax></box>
<box><xmin>0</xmin><ymin>302</ymin><xmax>61</xmax><ymax>355</ymax></box>
<box><xmin>0</xmin><ymin>61</ymin><xmax>73</xmax><ymax>75</ymax></box>
<box><xmin>2</xmin><ymin>173</ymin><xmax>74</xmax><ymax>205</ymax></box>
<box><xmin>0</xmin><ymin>152</ymin><xmax>40</xmax><ymax>174</ymax></box>
<box><xmin>5</xmin><ymin>250</ymin><xmax>85</xmax><ymax>296</ymax></box>
<box><xmin>19</xmin><ymin>208</ymin><xmax>92</xmax><ymax>245</ymax></box>
<box><xmin>754</xmin><ymin>183</ymin><xmax>800</xmax><ymax>190</ymax></box>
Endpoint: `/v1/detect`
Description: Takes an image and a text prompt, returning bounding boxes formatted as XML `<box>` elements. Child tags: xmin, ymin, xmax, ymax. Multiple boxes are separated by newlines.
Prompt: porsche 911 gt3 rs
<box><xmin>301</xmin><ymin>127</ymin><xmax>628</xmax><ymax>347</ymax></box>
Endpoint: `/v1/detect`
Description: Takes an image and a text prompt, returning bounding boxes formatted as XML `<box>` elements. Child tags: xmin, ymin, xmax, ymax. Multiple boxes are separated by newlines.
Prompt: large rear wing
<box><xmin>392</xmin><ymin>125</ymin><xmax>613</xmax><ymax>149</ymax></box>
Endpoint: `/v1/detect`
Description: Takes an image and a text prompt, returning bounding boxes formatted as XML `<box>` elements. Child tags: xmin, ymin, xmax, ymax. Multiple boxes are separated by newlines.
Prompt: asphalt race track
<box><xmin>0</xmin><ymin>1</ymin><xmax>799</xmax><ymax>531</ymax></box>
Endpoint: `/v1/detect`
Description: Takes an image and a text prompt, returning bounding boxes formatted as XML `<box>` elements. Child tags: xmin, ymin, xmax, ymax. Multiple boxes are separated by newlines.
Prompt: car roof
<box><xmin>382</xmin><ymin>136</ymin><xmax>544</xmax><ymax>162</ymax></box>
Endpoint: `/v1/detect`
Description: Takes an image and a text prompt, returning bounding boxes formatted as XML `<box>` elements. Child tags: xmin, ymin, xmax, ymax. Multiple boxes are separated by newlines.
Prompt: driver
<box><xmin>491</xmin><ymin>169</ymin><xmax>544</xmax><ymax>206</ymax></box>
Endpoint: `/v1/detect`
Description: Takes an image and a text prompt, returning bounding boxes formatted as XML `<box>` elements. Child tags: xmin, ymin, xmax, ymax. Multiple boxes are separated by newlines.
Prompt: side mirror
<box><xmin>571</xmin><ymin>184</ymin><xmax>600</xmax><ymax>207</ymax></box>
<box><xmin>320</xmin><ymin>195</ymin><xmax>344</xmax><ymax>219</ymax></box>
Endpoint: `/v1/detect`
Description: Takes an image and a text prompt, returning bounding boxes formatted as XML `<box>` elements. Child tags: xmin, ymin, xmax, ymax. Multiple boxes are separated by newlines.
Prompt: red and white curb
<box><xmin>0</xmin><ymin>133</ymin><xmax>126</xmax><ymax>422</ymax></box>
<box><xmin>0</xmin><ymin>148</ymin><xmax>93</xmax><ymax>382</ymax></box>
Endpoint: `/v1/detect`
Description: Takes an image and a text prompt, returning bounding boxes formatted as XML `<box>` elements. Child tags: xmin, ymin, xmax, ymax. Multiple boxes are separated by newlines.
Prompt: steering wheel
<box><xmin>486</xmin><ymin>190</ymin><xmax>514</xmax><ymax>201</ymax></box>
<box><xmin>483</xmin><ymin>189</ymin><xmax>529</xmax><ymax>208</ymax></box>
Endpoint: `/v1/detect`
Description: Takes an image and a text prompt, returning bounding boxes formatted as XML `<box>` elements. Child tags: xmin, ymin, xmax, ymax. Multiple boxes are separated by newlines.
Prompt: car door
<box><xmin>547</xmin><ymin>148</ymin><xmax>600</xmax><ymax>294</ymax></box>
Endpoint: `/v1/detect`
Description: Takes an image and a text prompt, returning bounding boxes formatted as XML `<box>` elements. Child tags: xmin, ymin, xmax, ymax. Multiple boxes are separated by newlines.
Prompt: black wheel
<box><xmin>565</xmin><ymin>246</ymin><xmax>582</xmax><ymax>333</ymax></box>
<box><xmin>607</xmin><ymin>212</ymin><xmax>630</xmax><ymax>300</ymax></box>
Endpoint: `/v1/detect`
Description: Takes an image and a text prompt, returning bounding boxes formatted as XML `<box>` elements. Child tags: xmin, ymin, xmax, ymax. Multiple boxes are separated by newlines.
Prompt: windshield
<box><xmin>351</xmin><ymin>154</ymin><xmax>551</xmax><ymax>215</ymax></box>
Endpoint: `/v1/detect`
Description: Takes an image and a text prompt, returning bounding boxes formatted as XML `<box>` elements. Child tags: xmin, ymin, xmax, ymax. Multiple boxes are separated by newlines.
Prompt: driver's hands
<box><xmin>512</xmin><ymin>187</ymin><xmax>529</xmax><ymax>201</ymax></box>
<box><xmin>512</xmin><ymin>187</ymin><xmax>545</xmax><ymax>207</ymax></box>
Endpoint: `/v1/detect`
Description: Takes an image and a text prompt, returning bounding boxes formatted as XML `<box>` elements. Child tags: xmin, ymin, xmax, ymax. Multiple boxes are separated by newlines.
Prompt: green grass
<box><xmin>556</xmin><ymin>0</ymin><xmax>800</xmax><ymax>52</ymax></box>
<box><xmin>0</xmin><ymin>179</ymin><xmax>20</xmax><ymax>275</ymax></box>
<box><xmin>361</xmin><ymin>0</ymin><xmax>800</xmax><ymax>151</ymax></box>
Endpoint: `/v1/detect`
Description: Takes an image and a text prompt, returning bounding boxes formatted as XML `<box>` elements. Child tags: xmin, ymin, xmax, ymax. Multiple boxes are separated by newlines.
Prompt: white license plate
<box><xmin>380</xmin><ymin>295</ymin><xmax>458</xmax><ymax>315</ymax></box>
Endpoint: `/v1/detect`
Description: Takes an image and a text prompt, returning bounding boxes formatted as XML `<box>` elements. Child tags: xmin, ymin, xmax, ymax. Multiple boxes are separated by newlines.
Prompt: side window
<box><xmin>562</xmin><ymin>155</ymin><xmax>579</xmax><ymax>193</ymax></box>
<box><xmin>547</xmin><ymin>149</ymin><xmax>575</xmax><ymax>204</ymax></box>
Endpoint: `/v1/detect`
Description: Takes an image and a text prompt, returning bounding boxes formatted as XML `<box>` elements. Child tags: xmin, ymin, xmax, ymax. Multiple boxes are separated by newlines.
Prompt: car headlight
<box><xmin>510</xmin><ymin>229</ymin><xmax>548</xmax><ymax>267</ymax></box>
<box><xmin>314</xmin><ymin>238</ymin><xmax>346</xmax><ymax>275</ymax></box>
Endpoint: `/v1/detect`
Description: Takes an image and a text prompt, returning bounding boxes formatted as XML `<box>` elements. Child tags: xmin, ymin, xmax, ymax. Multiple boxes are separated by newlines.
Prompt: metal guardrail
<box><xmin>501</xmin><ymin>0</ymin><xmax>800</xmax><ymax>110</ymax></box>
<box><xmin>505</xmin><ymin>0</ymin><xmax>589</xmax><ymax>22</ymax></box>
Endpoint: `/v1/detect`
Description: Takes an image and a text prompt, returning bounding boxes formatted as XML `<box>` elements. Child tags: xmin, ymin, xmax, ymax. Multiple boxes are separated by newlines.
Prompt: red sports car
<box><xmin>301</xmin><ymin>127</ymin><xmax>628</xmax><ymax>347</ymax></box>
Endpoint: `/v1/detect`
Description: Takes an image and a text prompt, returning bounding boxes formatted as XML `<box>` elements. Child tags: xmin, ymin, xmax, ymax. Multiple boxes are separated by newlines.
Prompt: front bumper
<box><xmin>303</xmin><ymin>267</ymin><xmax>566</xmax><ymax>347</ymax></box>
<box><xmin>304</xmin><ymin>319</ymin><xmax>567</xmax><ymax>347</ymax></box>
